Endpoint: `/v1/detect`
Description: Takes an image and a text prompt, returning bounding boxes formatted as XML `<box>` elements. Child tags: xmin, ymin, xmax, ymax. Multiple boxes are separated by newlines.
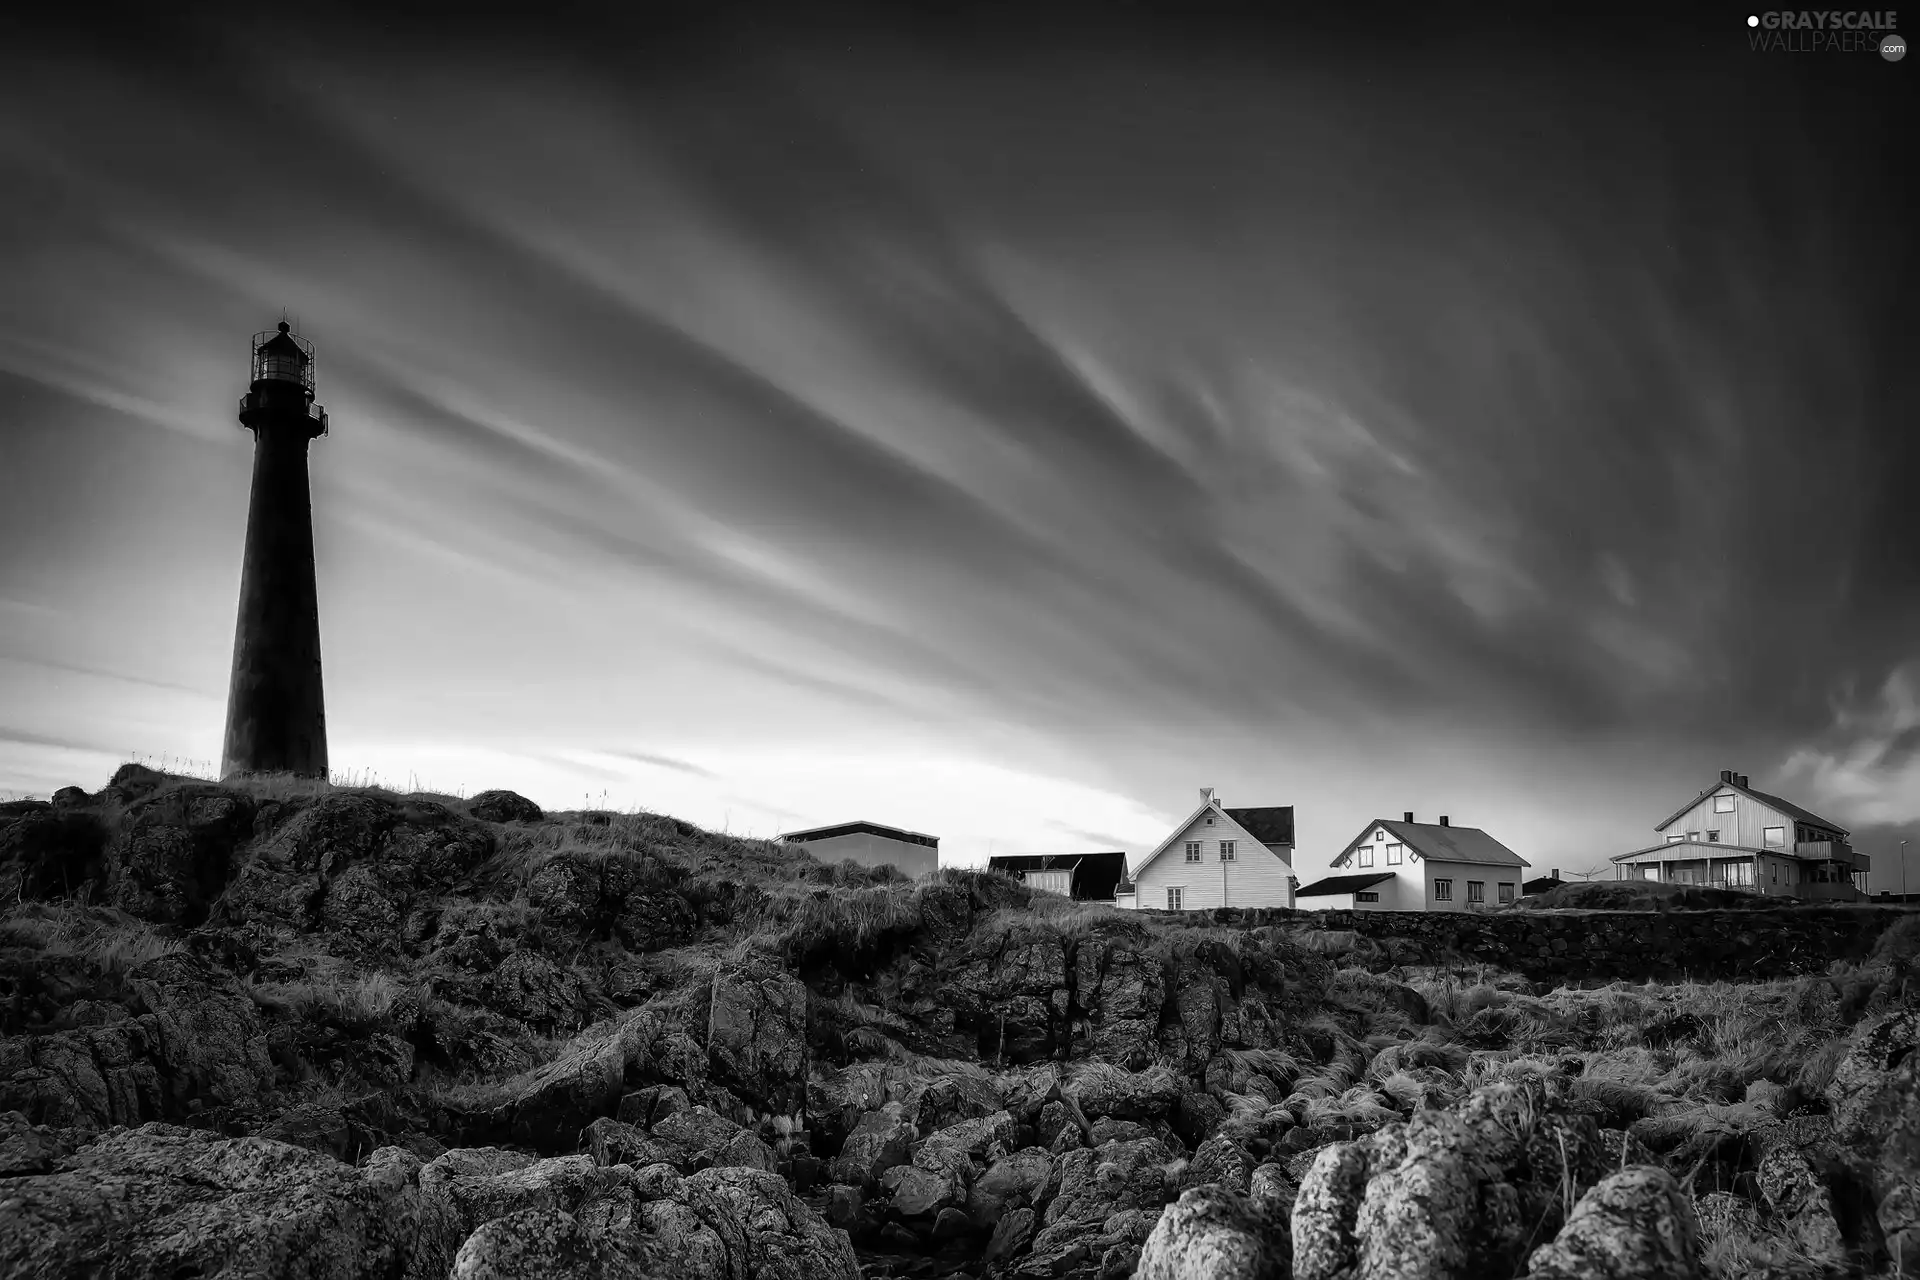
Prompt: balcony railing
<box><xmin>237</xmin><ymin>395</ymin><xmax>328</xmax><ymax>434</ymax></box>
<box><xmin>1794</xmin><ymin>840</ymin><xmax>1859</xmax><ymax>866</ymax></box>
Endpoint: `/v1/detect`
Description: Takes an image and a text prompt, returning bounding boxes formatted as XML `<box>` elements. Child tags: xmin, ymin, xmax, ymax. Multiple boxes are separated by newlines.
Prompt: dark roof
<box><xmin>1653</xmin><ymin>777</ymin><xmax>1847</xmax><ymax>836</ymax></box>
<box><xmin>779</xmin><ymin>820</ymin><xmax>938</xmax><ymax>849</ymax></box>
<box><xmin>1224</xmin><ymin>806</ymin><xmax>1294</xmax><ymax>846</ymax></box>
<box><xmin>1295</xmin><ymin>872</ymin><xmax>1395</xmax><ymax>897</ymax></box>
<box><xmin>1336</xmin><ymin>819</ymin><xmax>1528</xmax><ymax>868</ymax></box>
<box><xmin>1521</xmin><ymin>874</ymin><xmax>1563</xmax><ymax>894</ymax></box>
<box><xmin>257</xmin><ymin>328</ymin><xmax>309</xmax><ymax>363</ymax></box>
<box><xmin>987</xmin><ymin>852</ymin><xmax>1129</xmax><ymax>901</ymax></box>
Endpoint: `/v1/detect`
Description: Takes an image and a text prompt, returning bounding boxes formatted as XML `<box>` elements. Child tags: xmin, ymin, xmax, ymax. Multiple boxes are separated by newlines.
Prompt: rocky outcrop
<box><xmin>1827</xmin><ymin>1008</ymin><xmax>1920</xmax><ymax>1266</ymax></box>
<box><xmin>1293</xmin><ymin>1078</ymin><xmax>1610</xmax><ymax>1280</ymax></box>
<box><xmin>0</xmin><ymin>1123</ymin><xmax>424</xmax><ymax>1280</ymax></box>
<box><xmin>1011</xmin><ymin>1135</ymin><xmax>1179</xmax><ymax>1277</ymax></box>
<box><xmin>1136</xmin><ymin>1184</ymin><xmax>1290</xmax><ymax>1280</ymax></box>
<box><xmin>107</xmin><ymin>785</ymin><xmax>257</xmax><ymax>924</ymax></box>
<box><xmin>0</xmin><ymin>807</ymin><xmax>111</xmax><ymax>902</ymax></box>
<box><xmin>1522</xmin><ymin>1166</ymin><xmax>1703</xmax><ymax>1280</ymax></box>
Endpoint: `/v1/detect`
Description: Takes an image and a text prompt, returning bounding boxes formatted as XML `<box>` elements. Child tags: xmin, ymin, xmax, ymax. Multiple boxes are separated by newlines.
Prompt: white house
<box><xmin>1298</xmin><ymin>812</ymin><xmax>1528</xmax><ymax>912</ymax></box>
<box><xmin>1114</xmin><ymin>787</ymin><xmax>1295</xmax><ymax>911</ymax></box>
<box><xmin>778</xmin><ymin>820</ymin><xmax>940</xmax><ymax>879</ymax></box>
<box><xmin>1610</xmin><ymin>769</ymin><xmax>1868</xmax><ymax>899</ymax></box>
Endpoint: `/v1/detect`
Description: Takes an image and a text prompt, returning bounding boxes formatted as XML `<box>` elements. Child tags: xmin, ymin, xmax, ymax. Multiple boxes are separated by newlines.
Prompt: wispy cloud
<box><xmin>1782</xmin><ymin>662</ymin><xmax>1920</xmax><ymax>827</ymax></box>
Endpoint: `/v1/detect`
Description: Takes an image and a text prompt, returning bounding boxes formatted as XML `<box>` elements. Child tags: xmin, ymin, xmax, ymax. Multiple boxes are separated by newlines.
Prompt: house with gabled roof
<box><xmin>1114</xmin><ymin>787</ymin><xmax>1295</xmax><ymax>911</ymax></box>
<box><xmin>1610</xmin><ymin>769</ymin><xmax>1868</xmax><ymax>899</ymax></box>
<box><xmin>1299</xmin><ymin>812</ymin><xmax>1528</xmax><ymax>912</ymax></box>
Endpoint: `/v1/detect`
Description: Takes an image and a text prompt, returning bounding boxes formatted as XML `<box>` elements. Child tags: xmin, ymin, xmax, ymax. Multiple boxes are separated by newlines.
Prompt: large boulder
<box><xmin>124</xmin><ymin>951</ymin><xmax>274</xmax><ymax>1115</ymax></box>
<box><xmin>704</xmin><ymin>964</ymin><xmax>809</xmax><ymax>1114</ymax></box>
<box><xmin>1293</xmin><ymin>1078</ymin><xmax>1611</xmax><ymax>1280</ymax></box>
<box><xmin>966</xmin><ymin>1146</ymin><xmax>1056</xmax><ymax>1228</ymax></box>
<box><xmin>466</xmin><ymin>790</ymin><xmax>545</xmax><ymax>824</ymax></box>
<box><xmin>830</xmin><ymin>1102</ymin><xmax>916</xmax><ymax>1187</ymax></box>
<box><xmin>1827</xmin><ymin>1008</ymin><xmax>1920</xmax><ymax>1264</ymax></box>
<box><xmin>1181</xmin><ymin>1133</ymin><xmax>1258</xmax><ymax>1195</ymax></box>
<box><xmin>0</xmin><ymin>1123</ymin><xmax>424</xmax><ymax>1280</ymax></box>
<box><xmin>1014</xmin><ymin>1136</ymin><xmax>1179</xmax><ymax>1276</ymax></box>
<box><xmin>1522</xmin><ymin>1166</ymin><xmax>1703</xmax><ymax>1280</ymax></box>
<box><xmin>1136</xmin><ymin>1184</ymin><xmax>1290</xmax><ymax>1280</ymax></box>
<box><xmin>0</xmin><ymin>1014</ymin><xmax>166</xmax><ymax>1129</ymax></box>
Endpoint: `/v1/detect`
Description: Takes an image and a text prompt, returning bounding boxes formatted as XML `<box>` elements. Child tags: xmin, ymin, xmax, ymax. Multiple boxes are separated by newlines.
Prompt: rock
<box><xmin>985</xmin><ymin>1205</ymin><xmax>1039</xmax><ymax>1262</ymax></box>
<box><xmin>1179</xmin><ymin>1133</ymin><xmax>1257</xmax><ymax>1195</ymax></box>
<box><xmin>0</xmin><ymin>1015</ymin><xmax>166</xmax><ymax>1129</ymax></box>
<box><xmin>258</xmin><ymin>1100</ymin><xmax>377</xmax><ymax>1164</ymax></box>
<box><xmin>1523</xmin><ymin>1166</ymin><xmax>1704</xmax><ymax>1280</ymax></box>
<box><xmin>1248</xmin><ymin>1161</ymin><xmax>1296</xmax><ymax>1209</ymax></box>
<box><xmin>1293</xmin><ymin>1079</ymin><xmax>1609</xmax><ymax>1280</ymax></box>
<box><xmin>824</xmin><ymin>1182</ymin><xmax>869</xmax><ymax>1233</ymax></box>
<box><xmin>125</xmin><ymin>951</ymin><xmax>274</xmax><ymax>1115</ymax></box>
<box><xmin>1827</xmin><ymin>1008</ymin><xmax>1920</xmax><ymax>1265</ymax></box>
<box><xmin>0</xmin><ymin>1123</ymin><xmax>424</xmax><ymax>1280</ymax></box>
<box><xmin>1065</xmin><ymin>1065</ymin><xmax>1185</xmax><ymax>1127</ymax></box>
<box><xmin>580</xmin><ymin>1116</ymin><xmax>690</xmax><ymax>1171</ymax></box>
<box><xmin>1136</xmin><ymin>1185</ymin><xmax>1289</xmax><ymax>1279</ymax></box>
<box><xmin>680</xmin><ymin>1166</ymin><xmax>861</xmax><ymax>1280</ymax></box>
<box><xmin>650</xmin><ymin>1106</ymin><xmax>776</xmax><ymax>1172</ymax></box>
<box><xmin>1036</xmin><ymin>1099</ymin><xmax>1080</xmax><ymax>1147</ymax></box>
<box><xmin>0</xmin><ymin>809</ymin><xmax>111</xmax><ymax>901</ymax></box>
<box><xmin>1755</xmin><ymin>1144</ymin><xmax>1847</xmax><ymax>1265</ymax></box>
<box><xmin>1089</xmin><ymin>1117</ymin><xmax>1154</xmax><ymax>1146</ymax></box>
<box><xmin>705</xmin><ymin>964</ymin><xmax>809</xmax><ymax>1114</ymax></box>
<box><xmin>914</xmin><ymin>1108</ymin><xmax>1017</xmax><ymax>1178</ymax></box>
<box><xmin>467</xmin><ymin>790</ymin><xmax>545</xmax><ymax>823</ymax></box>
<box><xmin>617</xmin><ymin>1084</ymin><xmax>691</xmax><ymax>1129</ymax></box>
<box><xmin>450</xmin><ymin>1207</ymin><xmax>658</xmax><ymax>1279</ymax></box>
<box><xmin>50</xmin><ymin>786</ymin><xmax>90</xmax><ymax>808</ymax></box>
<box><xmin>831</xmin><ymin>1102</ymin><xmax>916</xmax><ymax>1187</ymax></box>
<box><xmin>880</xmin><ymin>1162</ymin><xmax>963</xmax><ymax>1222</ymax></box>
<box><xmin>933</xmin><ymin>1205</ymin><xmax>975</xmax><ymax>1240</ymax></box>
<box><xmin>0</xmin><ymin>1110</ymin><xmax>66</xmax><ymax>1176</ymax></box>
<box><xmin>107</xmin><ymin>785</ymin><xmax>256</xmax><ymax>924</ymax></box>
<box><xmin>967</xmin><ymin>1146</ymin><xmax>1055</xmax><ymax>1228</ymax></box>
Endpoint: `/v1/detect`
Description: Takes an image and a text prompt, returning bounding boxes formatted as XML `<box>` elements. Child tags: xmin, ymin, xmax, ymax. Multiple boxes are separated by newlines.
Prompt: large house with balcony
<box><xmin>1114</xmin><ymin>788</ymin><xmax>1296</xmax><ymax>911</ymax></box>
<box><xmin>1297</xmin><ymin>812</ymin><xmax>1529</xmax><ymax>912</ymax></box>
<box><xmin>1610</xmin><ymin>769</ymin><xmax>1868</xmax><ymax>899</ymax></box>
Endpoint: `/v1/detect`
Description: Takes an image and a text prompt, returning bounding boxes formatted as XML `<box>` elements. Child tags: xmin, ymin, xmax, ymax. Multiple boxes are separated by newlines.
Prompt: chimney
<box><xmin>1403</xmin><ymin>811</ymin><xmax>1414</xmax><ymax>823</ymax></box>
<box><xmin>1200</xmin><ymin>786</ymin><xmax>1215</xmax><ymax>805</ymax></box>
<box><xmin>1720</xmin><ymin>770</ymin><xmax>1734</xmax><ymax>784</ymax></box>
<box><xmin>1439</xmin><ymin>815</ymin><xmax>1450</xmax><ymax>827</ymax></box>
<box><xmin>1735</xmin><ymin>773</ymin><xmax>1748</xmax><ymax>788</ymax></box>
<box><xmin>1551</xmin><ymin>868</ymin><xmax>1561</xmax><ymax>881</ymax></box>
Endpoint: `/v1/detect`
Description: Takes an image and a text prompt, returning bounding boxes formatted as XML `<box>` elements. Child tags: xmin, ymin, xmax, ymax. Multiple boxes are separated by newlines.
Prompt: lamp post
<box><xmin>1901</xmin><ymin>839</ymin><xmax>1909</xmax><ymax>905</ymax></box>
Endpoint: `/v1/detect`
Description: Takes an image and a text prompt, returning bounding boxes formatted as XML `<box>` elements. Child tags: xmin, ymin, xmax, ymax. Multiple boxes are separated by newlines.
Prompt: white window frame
<box><xmin>1763</xmin><ymin>826</ymin><xmax>1786</xmax><ymax>848</ymax></box>
<box><xmin>1714</xmin><ymin>793</ymin><xmax>1736</xmax><ymax>813</ymax></box>
<box><xmin>1358</xmin><ymin>846</ymin><xmax>1374</xmax><ymax>868</ymax></box>
<box><xmin>1466</xmin><ymin>881</ymin><xmax>1485</xmax><ymax>904</ymax></box>
<box><xmin>1665</xmin><ymin>834</ymin><xmax>1686</xmax><ymax>844</ymax></box>
<box><xmin>1706</xmin><ymin>830</ymin><xmax>1721</xmax><ymax>843</ymax></box>
<box><xmin>1433</xmin><ymin>878</ymin><xmax>1453</xmax><ymax>901</ymax></box>
<box><xmin>1219</xmin><ymin>840</ymin><xmax>1237</xmax><ymax>862</ymax></box>
<box><xmin>1166</xmin><ymin>886</ymin><xmax>1184</xmax><ymax>910</ymax></box>
<box><xmin>1184</xmin><ymin>841</ymin><xmax>1202</xmax><ymax>863</ymax></box>
<box><xmin>1386</xmin><ymin>843</ymin><xmax>1404</xmax><ymax>865</ymax></box>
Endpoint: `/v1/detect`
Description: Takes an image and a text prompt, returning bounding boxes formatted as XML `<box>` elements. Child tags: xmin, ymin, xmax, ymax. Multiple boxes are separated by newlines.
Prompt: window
<box><xmin>1433</xmin><ymin>878</ymin><xmax>1453</xmax><ymax>901</ymax></box>
<box><xmin>1685</xmin><ymin>831</ymin><xmax>1700</xmax><ymax>842</ymax></box>
<box><xmin>1219</xmin><ymin>840</ymin><xmax>1237</xmax><ymax>862</ymax></box>
<box><xmin>1205</xmin><ymin>817</ymin><xmax>1215</xmax><ymax>825</ymax></box>
<box><xmin>1714</xmin><ymin>793</ymin><xmax>1736</xmax><ymax>813</ymax></box>
<box><xmin>1358</xmin><ymin>846</ymin><xmax>1374</xmax><ymax>868</ymax></box>
<box><xmin>1666</xmin><ymin>835</ymin><xmax>1686</xmax><ymax>844</ymax></box>
<box><xmin>1498</xmin><ymin>882</ymin><xmax>1515</xmax><ymax>904</ymax></box>
<box><xmin>1641</xmin><ymin>865</ymin><xmax>1659</xmax><ymax>881</ymax></box>
<box><xmin>1467</xmin><ymin>881</ymin><xmax>1485</xmax><ymax>905</ymax></box>
<box><xmin>1357</xmin><ymin>891</ymin><xmax>1381</xmax><ymax>903</ymax></box>
<box><xmin>1166</xmin><ymin>887</ymin><xmax>1184</xmax><ymax>910</ymax></box>
<box><xmin>1706</xmin><ymin>830</ymin><xmax>1721</xmax><ymax>843</ymax></box>
<box><xmin>1723</xmin><ymin>861</ymin><xmax>1754</xmax><ymax>887</ymax></box>
<box><xmin>1386</xmin><ymin>843</ymin><xmax>1404</xmax><ymax>865</ymax></box>
<box><xmin>1185</xmin><ymin>841</ymin><xmax>1202</xmax><ymax>863</ymax></box>
<box><xmin>1764</xmin><ymin>827</ymin><xmax>1786</xmax><ymax>848</ymax></box>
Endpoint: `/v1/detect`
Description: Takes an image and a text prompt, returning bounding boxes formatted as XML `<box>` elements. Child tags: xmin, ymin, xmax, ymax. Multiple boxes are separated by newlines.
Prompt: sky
<box><xmin>1</xmin><ymin>3</ymin><xmax>1915</xmax><ymax>890</ymax></box>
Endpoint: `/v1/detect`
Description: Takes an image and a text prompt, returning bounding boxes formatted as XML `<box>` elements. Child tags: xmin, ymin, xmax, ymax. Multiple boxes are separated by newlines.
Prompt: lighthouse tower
<box><xmin>220</xmin><ymin>321</ymin><xmax>330</xmax><ymax>780</ymax></box>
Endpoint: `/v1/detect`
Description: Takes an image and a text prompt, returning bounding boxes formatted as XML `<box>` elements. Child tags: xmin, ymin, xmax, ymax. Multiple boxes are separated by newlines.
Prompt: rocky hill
<box><xmin>1</xmin><ymin>763</ymin><xmax>1916</xmax><ymax>1279</ymax></box>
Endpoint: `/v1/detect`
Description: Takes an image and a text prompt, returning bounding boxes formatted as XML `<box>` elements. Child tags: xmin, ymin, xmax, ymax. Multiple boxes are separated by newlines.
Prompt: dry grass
<box><xmin>0</xmin><ymin>903</ymin><xmax>185</xmax><ymax>974</ymax></box>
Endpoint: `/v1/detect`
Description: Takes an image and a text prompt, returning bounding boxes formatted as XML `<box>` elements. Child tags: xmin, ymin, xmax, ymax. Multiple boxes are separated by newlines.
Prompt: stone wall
<box><xmin>1182</xmin><ymin>904</ymin><xmax>1910</xmax><ymax>982</ymax></box>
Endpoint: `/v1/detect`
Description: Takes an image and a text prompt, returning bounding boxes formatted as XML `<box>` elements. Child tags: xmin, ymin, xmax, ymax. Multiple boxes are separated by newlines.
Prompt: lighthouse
<box><xmin>220</xmin><ymin>321</ymin><xmax>330</xmax><ymax>780</ymax></box>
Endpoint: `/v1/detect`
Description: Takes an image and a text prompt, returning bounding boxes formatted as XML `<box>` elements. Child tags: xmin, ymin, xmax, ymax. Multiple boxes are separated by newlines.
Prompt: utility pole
<box><xmin>1901</xmin><ymin>839</ymin><xmax>1909</xmax><ymax>905</ymax></box>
